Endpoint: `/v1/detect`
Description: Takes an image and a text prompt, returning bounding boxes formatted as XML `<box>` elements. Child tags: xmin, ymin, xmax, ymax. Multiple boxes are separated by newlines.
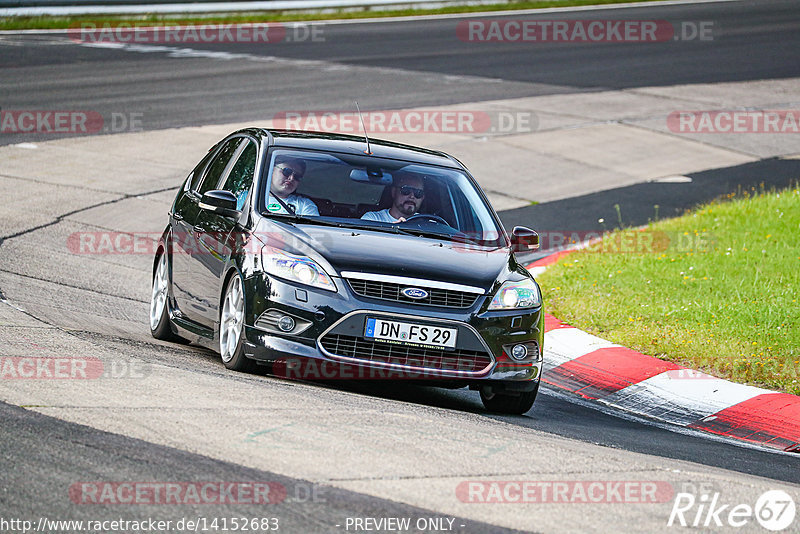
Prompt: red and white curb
<box><xmin>528</xmin><ymin>255</ymin><xmax>800</xmax><ymax>453</ymax></box>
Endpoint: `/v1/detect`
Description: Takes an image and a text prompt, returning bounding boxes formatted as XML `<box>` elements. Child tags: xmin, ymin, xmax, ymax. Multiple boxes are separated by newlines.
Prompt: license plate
<box><xmin>364</xmin><ymin>318</ymin><xmax>457</xmax><ymax>349</ymax></box>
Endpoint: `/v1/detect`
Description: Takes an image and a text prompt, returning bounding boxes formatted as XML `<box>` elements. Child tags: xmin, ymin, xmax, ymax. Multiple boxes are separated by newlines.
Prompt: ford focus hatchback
<box><xmin>150</xmin><ymin>129</ymin><xmax>544</xmax><ymax>414</ymax></box>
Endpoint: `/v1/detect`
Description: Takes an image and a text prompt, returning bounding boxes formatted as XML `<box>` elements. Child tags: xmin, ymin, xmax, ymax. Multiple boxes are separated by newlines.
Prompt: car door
<box><xmin>171</xmin><ymin>137</ymin><xmax>244</xmax><ymax>326</ymax></box>
<box><xmin>169</xmin><ymin>147</ymin><xmax>215</xmax><ymax>323</ymax></box>
<box><xmin>188</xmin><ymin>137</ymin><xmax>258</xmax><ymax>327</ymax></box>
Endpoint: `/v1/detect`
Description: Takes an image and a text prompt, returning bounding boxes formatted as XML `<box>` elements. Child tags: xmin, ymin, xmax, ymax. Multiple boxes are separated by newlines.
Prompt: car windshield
<box><xmin>260</xmin><ymin>148</ymin><xmax>507</xmax><ymax>247</ymax></box>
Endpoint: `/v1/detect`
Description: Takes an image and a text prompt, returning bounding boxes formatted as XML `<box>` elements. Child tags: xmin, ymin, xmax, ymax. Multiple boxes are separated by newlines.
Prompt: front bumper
<box><xmin>241</xmin><ymin>272</ymin><xmax>544</xmax><ymax>383</ymax></box>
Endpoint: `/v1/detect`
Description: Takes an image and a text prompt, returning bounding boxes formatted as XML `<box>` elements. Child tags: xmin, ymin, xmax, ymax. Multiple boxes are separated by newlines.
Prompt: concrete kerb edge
<box><xmin>526</xmin><ymin>250</ymin><xmax>800</xmax><ymax>454</ymax></box>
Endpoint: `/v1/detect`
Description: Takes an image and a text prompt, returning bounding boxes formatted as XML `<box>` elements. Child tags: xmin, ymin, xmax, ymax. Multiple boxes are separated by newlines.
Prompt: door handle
<box><xmin>194</xmin><ymin>225</ymin><xmax>206</xmax><ymax>233</ymax></box>
<box><xmin>171</xmin><ymin>212</ymin><xmax>183</xmax><ymax>221</ymax></box>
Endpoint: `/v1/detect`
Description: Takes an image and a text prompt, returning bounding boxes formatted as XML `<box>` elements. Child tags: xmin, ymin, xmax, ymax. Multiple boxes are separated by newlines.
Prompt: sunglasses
<box><xmin>277</xmin><ymin>165</ymin><xmax>303</xmax><ymax>180</ymax></box>
<box><xmin>398</xmin><ymin>185</ymin><xmax>425</xmax><ymax>199</ymax></box>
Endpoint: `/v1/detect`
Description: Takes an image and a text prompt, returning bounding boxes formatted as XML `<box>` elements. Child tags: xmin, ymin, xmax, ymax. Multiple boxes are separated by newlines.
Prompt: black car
<box><xmin>150</xmin><ymin>129</ymin><xmax>544</xmax><ymax>414</ymax></box>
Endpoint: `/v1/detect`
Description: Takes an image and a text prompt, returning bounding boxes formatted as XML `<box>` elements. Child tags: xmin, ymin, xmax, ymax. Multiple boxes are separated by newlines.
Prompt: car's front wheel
<box><xmin>219</xmin><ymin>273</ymin><xmax>256</xmax><ymax>372</ymax></box>
<box><xmin>150</xmin><ymin>252</ymin><xmax>180</xmax><ymax>341</ymax></box>
<box><xmin>480</xmin><ymin>381</ymin><xmax>539</xmax><ymax>414</ymax></box>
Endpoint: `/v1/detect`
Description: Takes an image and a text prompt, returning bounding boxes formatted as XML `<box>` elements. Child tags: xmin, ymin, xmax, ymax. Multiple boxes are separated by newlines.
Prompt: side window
<box><xmin>221</xmin><ymin>140</ymin><xmax>257</xmax><ymax>210</ymax></box>
<box><xmin>189</xmin><ymin>145</ymin><xmax>218</xmax><ymax>191</ymax></box>
<box><xmin>196</xmin><ymin>138</ymin><xmax>243</xmax><ymax>196</ymax></box>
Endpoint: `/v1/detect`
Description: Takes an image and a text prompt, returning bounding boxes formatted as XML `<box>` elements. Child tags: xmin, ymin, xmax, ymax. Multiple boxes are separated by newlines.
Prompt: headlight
<box><xmin>261</xmin><ymin>246</ymin><xmax>336</xmax><ymax>292</ymax></box>
<box><xmin>488</xmin><ymin>278</ymin><xmax>541</xmax><ymax>310</ymax></box>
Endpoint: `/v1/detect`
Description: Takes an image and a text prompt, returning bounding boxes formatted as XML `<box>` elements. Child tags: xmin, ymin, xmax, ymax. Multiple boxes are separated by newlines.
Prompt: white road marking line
<box><xmin>78</xmin><ymin>41</ymin><xmax>506</xmax><ymax>85</ymax></box>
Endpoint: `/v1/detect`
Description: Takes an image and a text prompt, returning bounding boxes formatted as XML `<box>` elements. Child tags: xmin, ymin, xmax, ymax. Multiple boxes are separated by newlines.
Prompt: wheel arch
<box><xmin>219</xmin><ymin>265</ymin><xmax>244</xmax><ymax>322</ymax></box>
<box><xmin>152</xmin><ymin>225</ymin><xmax>171</xmax><ymax>279</ymax></box>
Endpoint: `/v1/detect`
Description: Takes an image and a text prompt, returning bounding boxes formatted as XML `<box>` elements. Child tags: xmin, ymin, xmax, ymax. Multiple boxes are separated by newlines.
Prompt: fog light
<box><xmin>255</xmin><ymin>309</ymin><xmax>312</xmax><ymax>335</ymax></box>
<box><xmin>510</xmin><ymin>344</ymin><xmax>528</xmax><ymax>361</ymax></box>
<box><xmin>277</xmin><ymin>315</ymin><xmax>296</xmax><ymax>332</ymax></box>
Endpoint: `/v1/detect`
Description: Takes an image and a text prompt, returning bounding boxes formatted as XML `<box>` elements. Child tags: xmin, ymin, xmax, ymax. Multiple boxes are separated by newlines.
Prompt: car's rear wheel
<box><xmin>150</xmin><ymin>252</ymin><xmax>180</xmax><ymax>341</ymax></box>
<box><xmin>480</xmin><ymin>381</ymin><xmax>539</xmax><ymax>414</ymax></box>
<box><xmin>219</xmin><ymin>274</ymin><xmax>256</xmax><ymax>372</ymax></box>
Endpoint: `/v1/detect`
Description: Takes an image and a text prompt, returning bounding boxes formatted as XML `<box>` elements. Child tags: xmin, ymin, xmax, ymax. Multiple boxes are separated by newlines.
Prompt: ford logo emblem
<box><xmin>401</xmin><ymin>287</ymin><xmax>428</xmax><ymax>300</ymax></box>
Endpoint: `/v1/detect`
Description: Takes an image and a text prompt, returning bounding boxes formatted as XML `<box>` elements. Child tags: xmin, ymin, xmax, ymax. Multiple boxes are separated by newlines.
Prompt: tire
<box><xmin>219</xmin><ymin>273</ymin><xmax>256</xmax><ymax>373</ymax></box>
<box><xmin>480</xmin><ymin>381</ymin><xmax>539</xmax><ymax>415</ymax></box>
<box><xmin>150</xmin><ymin>252</ymin><xmax>181</xmax><ymax>341</ymax></box>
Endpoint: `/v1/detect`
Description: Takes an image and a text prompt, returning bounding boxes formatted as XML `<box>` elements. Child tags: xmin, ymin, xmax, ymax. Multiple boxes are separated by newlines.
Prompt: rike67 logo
<box><xmin>668</xmin><ymin>489</ymin><xmax>796</xmax><ymax>531</ymax></box>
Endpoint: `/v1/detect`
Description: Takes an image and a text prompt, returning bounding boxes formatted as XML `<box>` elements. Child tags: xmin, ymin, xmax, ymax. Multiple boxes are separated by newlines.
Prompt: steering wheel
<box><xmin>402</xmin><ymin>214</ymin><xmax>452</xmax><ymax>227</ymax></box>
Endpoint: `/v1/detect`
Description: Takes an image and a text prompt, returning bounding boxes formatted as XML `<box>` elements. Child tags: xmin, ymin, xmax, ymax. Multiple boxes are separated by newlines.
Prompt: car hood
<box><xmin>258</xmin><ymin>221</ymin><xmax>513</xmax><ymax>291</ymax></box>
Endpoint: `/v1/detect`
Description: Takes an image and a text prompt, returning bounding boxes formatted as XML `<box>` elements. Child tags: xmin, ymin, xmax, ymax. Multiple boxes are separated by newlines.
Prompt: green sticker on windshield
<box><xmin>267</xmin><ymin>202</ymin><xmax>282</xmax><ymax>212</ymax></box>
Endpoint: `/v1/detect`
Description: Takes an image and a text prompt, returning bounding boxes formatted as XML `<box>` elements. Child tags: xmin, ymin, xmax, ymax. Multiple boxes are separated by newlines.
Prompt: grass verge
<box><xmin>537</xmin><ymin>184</ymin><xmax>800</xmax><ymax>395</ymax></box>
<box><xmin>2</xmin><ymin>0</ymin><xmax>665</xmax><ymax>31</ymax></box>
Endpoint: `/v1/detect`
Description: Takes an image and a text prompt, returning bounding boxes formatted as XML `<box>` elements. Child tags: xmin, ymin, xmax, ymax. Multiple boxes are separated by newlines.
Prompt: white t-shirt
<box><xmin>266</xmin><ymin>193</ymin><xmax>319</xmax><ymax>216</ymax></box>
<box><xmin>361</xmin><ymin>209</ymin><xmax>400</xmax><ymax>223</ymax></box>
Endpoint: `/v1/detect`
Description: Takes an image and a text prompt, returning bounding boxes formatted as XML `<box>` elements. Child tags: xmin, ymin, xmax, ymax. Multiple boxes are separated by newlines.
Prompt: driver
<box><xmin>361</xmin><ymin>172</ymin><xmax>424</xmax><ymax>223</ymax></box>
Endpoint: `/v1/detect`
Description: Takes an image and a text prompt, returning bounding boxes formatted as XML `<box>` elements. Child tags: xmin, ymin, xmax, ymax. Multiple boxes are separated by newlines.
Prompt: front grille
<box><xmin>347</xmin><ymin>278</ymin><xmax>479</xmax><ymax>308</ymax></box>
<box><xmin>319</xmin><ymin>334</ymin><xmax>492</xmax><ymax>374</ymax></box>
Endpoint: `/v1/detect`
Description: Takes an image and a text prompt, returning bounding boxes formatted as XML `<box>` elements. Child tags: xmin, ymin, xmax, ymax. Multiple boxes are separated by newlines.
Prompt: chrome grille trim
<box><xmin>340</xmin><ymin>271</ymin><xmax>485</xmax><ymax>294</ymax></box>
<box><xmin>347</xmin><ymin>278</ymin><xmax>478</xmax><ymax>308</ymax></box>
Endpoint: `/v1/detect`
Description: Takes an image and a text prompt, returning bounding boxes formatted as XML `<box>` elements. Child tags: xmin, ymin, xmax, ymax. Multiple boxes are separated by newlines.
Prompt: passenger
<box><xmin>266</xmin><ymin>156</ymin><xmax>319</xmax><ymax>216</ymax></box>
<box><xmin>361</xmin><ymin>172</ymin><xmax>425</xmax><ymax>223</ymax></box>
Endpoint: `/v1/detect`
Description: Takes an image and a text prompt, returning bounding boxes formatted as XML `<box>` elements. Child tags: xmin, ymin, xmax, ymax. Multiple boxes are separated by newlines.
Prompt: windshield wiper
<box><xmin>395</xmin><ymin>227</ymin><xmax>493</xmax><ymax>246</ymax></box>
<box><xmin>265</xmin><ymin>212</ymin><xmax>350</xmax><ymax>228</ymax></box>
<box><xmin>262</xmin><ymin>212</ymin><xmax>475</xmax><ymax>240</ymax></box>
<box><xmin>393</xmin><ymin>227</ymin><xmax>457</xmax><ymax>241</ymax></box>
<box><xmin>264</xmin><ymin>213</ymin><xmax>396</xmax><ymax>232</ymax></box>
<box><xmin>327</xmin><ymin>220</ymin><xmax>420</xmax><ymax>236</ymax></box>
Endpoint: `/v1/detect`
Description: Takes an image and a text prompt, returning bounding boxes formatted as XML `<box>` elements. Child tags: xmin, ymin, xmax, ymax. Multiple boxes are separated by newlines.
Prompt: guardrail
<box><xmin>0</xmin><ymin>0</ymin><xmax>508</xmax><ymax>16</ymax></box>
<box><xmin>0</xmin><ymin>0</ymin><xmax>223</xmax><ymax>5</ymax></box>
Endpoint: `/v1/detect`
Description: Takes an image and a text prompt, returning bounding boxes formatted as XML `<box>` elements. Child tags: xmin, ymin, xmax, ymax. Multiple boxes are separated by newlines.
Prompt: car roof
<box><xmin>240</xmin><ymin>128</ymin><xmax>466</xmax><ymax>170</ymax></box>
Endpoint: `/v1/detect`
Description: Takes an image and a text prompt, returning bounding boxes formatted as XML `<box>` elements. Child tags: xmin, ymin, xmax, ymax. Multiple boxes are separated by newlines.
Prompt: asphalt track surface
<box><xmin>2</xmin><ymin>0</ymin><xmax>799</xmax><ymax>144</ymax></box>
<box><xmin>1</xmin><ymin>402</ymin><xmax>518</xmax><ymax>533</ymax></box>
<box><xmin>1</xmin><ymin>1</ymin><xmax>799</xmax><ymax>532</ymax></box>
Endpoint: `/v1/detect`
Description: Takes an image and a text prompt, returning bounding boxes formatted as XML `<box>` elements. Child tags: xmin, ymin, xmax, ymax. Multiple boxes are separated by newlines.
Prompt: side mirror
<box><xmin>199</xmin><ymin>190</ymin><xmax>240</xmax><ymax>218</ymax></box>
<box><xmin>511</xmin><ymin>226</ymin><xmax>539</xmax><ymax>252</ymax></box>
